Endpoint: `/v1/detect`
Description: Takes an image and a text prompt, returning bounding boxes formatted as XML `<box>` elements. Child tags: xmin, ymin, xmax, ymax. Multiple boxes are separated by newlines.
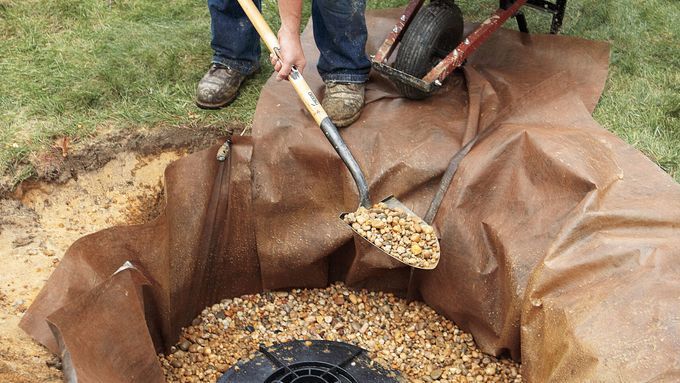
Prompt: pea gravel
<box><xmin>158</xmin><ymin>283</ymin><xmax>522</xmax><ymax>383</ymax></box>
<box><xmin>343</xmin><ymin>203</ymin><xmax>441</xmax><ymax>269</ymax></box>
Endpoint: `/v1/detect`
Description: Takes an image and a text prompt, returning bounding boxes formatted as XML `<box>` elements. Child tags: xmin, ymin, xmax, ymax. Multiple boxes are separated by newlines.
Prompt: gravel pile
<box><xmin>343</xmin><ymin>203</ymin><xmax>440</xmax><ymax>269</ymax></box>
<box><xmin>159</xmin><ymin>283</ymin><xmax>522</xmax><ymax>383</ymax></box>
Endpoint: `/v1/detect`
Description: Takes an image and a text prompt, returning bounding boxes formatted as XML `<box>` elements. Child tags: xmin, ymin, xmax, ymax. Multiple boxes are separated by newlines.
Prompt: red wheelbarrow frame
<box><xmin>372</xmin><ymin>0</ymin><xmax>567</xmax><ymax>94</ymax></box>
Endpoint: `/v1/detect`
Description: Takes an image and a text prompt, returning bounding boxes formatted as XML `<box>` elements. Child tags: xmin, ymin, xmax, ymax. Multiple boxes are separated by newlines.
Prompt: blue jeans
<box><xmin>208</xmin><ymin>0</ymin><xmax>371</xmax><ymax>83</ymax></box>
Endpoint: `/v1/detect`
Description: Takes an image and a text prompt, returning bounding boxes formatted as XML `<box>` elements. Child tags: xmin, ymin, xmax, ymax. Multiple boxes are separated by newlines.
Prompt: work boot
<box><xmin>322</xmin><ymin>82</ymin><xmax>365</xmax><ymax>128</ymax></box>
<box><xmin>195</xmin><ymin>64</ymin><xmax>247</xmax><ymax>109</ymax></box>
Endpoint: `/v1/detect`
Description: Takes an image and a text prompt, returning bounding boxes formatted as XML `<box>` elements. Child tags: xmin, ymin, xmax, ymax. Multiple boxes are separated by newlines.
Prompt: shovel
<box><xmin>236</xmin><ymin>0</ymin><xmax>440</xmax><ymax>272</ymax></box>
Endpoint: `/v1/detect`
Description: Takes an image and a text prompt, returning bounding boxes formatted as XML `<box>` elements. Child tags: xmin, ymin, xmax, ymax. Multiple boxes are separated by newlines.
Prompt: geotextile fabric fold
<box><xmin>21</xmin><ymin>9</ymin><xmax>680</xmax><ymax>383</ymax></box>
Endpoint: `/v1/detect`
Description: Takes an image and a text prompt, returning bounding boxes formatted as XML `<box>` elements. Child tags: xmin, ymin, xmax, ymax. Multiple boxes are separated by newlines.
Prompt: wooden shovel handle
<box><xmin>236</xmin><ymin>0</ymin><xmax>329</xmax><ymax>125</ymax></box>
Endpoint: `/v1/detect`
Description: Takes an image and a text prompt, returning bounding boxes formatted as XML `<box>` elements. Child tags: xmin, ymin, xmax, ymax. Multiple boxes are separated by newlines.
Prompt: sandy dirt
<box><xmin>1</xmin><ymin>124</ymin><xmax>231</xmax><ymax>197</ymax></box>
<box><xmin>0</xmin><ymin>150</ymin><xmax>185</xmax><ymax>382</ymax></box>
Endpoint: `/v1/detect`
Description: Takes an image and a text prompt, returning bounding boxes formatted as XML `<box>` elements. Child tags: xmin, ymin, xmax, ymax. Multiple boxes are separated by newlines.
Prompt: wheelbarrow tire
<box><xmin>394</xmin><ymin>0</ymin><xmax>464</xmax><ymax>100</ymax></box>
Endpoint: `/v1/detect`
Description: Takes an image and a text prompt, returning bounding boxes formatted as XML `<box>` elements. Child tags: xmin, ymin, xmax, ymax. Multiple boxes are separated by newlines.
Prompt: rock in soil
<box><xmin>159</xmin><ymin>283</ymin><xmax>522</xmax><ymax>383</ymax></box>
<box><xmin>343</xmin><ymin>203</ymin><xmax>440</xmax><ymax>269</ymax></box>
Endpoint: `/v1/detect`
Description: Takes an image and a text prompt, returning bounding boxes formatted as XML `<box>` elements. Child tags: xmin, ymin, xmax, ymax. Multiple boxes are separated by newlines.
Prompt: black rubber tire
<box><xmin>393</xmin><ymin>1</ymin><xmax>464</xmax><ymax>99</ymax></box>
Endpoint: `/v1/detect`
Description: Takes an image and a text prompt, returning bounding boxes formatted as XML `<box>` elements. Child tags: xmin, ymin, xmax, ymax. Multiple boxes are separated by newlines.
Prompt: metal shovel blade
<box><xmin>340</xmin><ymin>196</ymin><xmax>441</xmax><ymax>270</ymax></box>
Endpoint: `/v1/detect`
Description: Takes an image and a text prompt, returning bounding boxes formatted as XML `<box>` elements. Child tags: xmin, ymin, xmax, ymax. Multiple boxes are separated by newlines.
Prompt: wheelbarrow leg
<box><xmin>501</xmin><ymin>0</ymin><xmax>529</xmax><ymax>33</ymax></box>
<box><xmin>515</xmin><ymin>11</ymin><xmax>529</xmax><ymax>32</ymax></box>
<box><xmin>551</xmin><ymin>0</ymin><xmax>567</xmax><ymax>34</ymax></box>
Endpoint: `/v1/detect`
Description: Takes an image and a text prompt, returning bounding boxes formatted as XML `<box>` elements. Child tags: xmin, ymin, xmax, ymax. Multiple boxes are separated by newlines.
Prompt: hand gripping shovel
<box><xmin>236</xmin><ymin>0</ymin><xmax>440</xmax><ymax>272</ymax></box>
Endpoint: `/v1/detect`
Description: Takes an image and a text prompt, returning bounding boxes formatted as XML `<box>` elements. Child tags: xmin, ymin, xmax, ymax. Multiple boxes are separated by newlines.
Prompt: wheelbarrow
<box><xmin>372</xmin><ymin>0</ymin><xmax>568</xmax><ymax>99</ymax></box>
<box><xmin>368</xmin><ymin>0</ymin><xmax>568</xmax><ymax>299</ymax></box>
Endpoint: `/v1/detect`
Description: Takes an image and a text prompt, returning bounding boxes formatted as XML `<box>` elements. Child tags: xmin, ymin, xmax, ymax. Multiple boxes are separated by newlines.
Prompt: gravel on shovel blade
<box><xmin>343</xmin><ymin>203</ymin><xmax>440</xmax><ymax>269</ymax></box>
<box><xmin>158</xmin><ymin>283</ymin><xmax>522</xmax><ymax>383</ymax></box>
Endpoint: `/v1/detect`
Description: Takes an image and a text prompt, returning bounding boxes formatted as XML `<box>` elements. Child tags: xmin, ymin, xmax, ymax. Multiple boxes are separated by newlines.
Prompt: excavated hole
<box><xmin>2</xmin><ymin>149</ymin><xmax>522</xmax><ymax>383</ymax></box>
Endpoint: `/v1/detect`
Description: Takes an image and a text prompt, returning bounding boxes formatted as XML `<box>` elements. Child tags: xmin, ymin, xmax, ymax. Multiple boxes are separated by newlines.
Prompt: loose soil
<box><xmin>0</xmin><ymin>149</ymin><xmax>187</xmax><ymax>382</ymax></box>
<box><xmin>1</xmin><ymin>123</ymin><xmax>236</xmax><ymax>198</ymax></box>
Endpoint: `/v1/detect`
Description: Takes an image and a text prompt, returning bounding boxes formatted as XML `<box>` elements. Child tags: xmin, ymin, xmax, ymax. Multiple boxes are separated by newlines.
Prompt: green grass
<box><xmin>0</xmin><ymin>0</ymin><xmax>678</xmax><ymax>187</ymax></box>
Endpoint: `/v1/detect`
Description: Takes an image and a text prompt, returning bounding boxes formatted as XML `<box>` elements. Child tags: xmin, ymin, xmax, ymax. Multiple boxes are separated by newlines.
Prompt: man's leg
<box><xmin>196</xmin><ymin>0</ymin><xmax>262</xmax><ymax>109</ymax></box>
<box><xmin>312</xmin><ymin>0</ymin><xmax>371</xmax><ymax>127</ymax></box>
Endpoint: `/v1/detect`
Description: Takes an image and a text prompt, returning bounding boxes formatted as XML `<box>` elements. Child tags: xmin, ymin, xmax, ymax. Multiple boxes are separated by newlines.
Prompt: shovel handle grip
<box><xmin>236</xmin><ymin>0</ymin><xmax>328</xmax><ymax>125</ymax></box>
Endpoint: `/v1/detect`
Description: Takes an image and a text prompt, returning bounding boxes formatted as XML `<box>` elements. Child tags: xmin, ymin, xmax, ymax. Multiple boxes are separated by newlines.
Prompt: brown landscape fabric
<box><xmin>20</xmin><ymin>8</ymin><xmax>680</xmax><ymax>383</ymax></box>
